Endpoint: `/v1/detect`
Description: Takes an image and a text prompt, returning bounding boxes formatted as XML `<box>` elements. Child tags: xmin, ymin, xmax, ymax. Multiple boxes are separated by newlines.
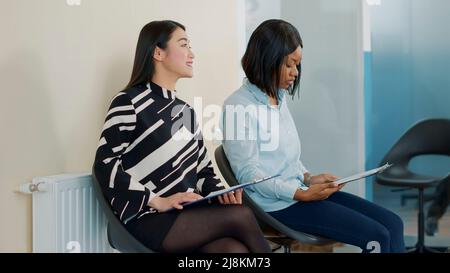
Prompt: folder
<box><xmin>171</xmin><ymin>174</ymin><xmax>281</xmax><ymax>210</ymax></box>
<box><xmin>334</xmin><ymin>163</ymin><xmax>392</xmax><ymax>185</ymax></box>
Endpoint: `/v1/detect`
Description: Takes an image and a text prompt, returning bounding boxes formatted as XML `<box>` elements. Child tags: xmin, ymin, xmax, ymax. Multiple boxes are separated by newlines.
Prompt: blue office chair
<box><xmin>214</xmin><ymin>145</ymin><xmax>335</xmax><ymax>253</ymax></box>
<box><xmin>376</xmin><ymin>118</ymin><xmax>450</xmax><ymax>253</ymax></box>
<box><xmin>91</xmin><ymin>167</ymin><xmax>155</xmax><ymax>253</ymax></box>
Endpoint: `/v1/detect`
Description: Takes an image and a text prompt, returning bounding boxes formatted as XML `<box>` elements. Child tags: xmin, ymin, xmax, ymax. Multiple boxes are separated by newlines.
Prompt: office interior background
<box><xmin>1</xmin><ymin>0</ymin><xmax>449</xmax><ymax>252</ymax></box>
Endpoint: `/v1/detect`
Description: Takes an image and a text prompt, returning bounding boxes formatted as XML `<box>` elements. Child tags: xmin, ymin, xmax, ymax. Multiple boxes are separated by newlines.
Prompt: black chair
<box><xmin>375</xmin><ymin>118</ymin><xmax>450</xmax><ymax>253</ymax></box>
<box><xmin>91</xmin><ymin>168</ymin><xmax>155</xmax><ymax>253</ymax></box>
<box><xmin>214</xmin><ymin>145</ymin><xmax>335</xmax><ymax>253</ymax></box>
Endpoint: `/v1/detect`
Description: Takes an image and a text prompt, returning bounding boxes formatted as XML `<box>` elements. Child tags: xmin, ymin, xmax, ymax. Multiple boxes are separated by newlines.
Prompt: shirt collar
<box><xmin>147</xmin><ymin>82</ymin><xmax>177</xmax><ymax>100</ymax></box>
<box><xmin>243</xmin><ymin>78</ymin><xmax>285</xmax><ymax>109</ymax></box>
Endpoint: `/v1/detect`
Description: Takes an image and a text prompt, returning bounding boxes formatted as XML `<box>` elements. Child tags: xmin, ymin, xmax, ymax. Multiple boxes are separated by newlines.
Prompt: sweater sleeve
<box><xmin>196</xmin><ymin>135</ymin><xmax>226</xmax><ymax>196</ymax></box>
<box><xmin>93</xmin><ymin>93</ymin><xmax>154</xmax><ymax>222</ymax></box>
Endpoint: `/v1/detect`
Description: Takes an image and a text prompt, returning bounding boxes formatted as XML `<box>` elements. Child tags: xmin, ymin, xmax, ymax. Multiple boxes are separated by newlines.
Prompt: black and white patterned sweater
<box><xmin>93</xmin><ymin>82</ymin><xmax>225</xmax><ymax>223</ymax></box>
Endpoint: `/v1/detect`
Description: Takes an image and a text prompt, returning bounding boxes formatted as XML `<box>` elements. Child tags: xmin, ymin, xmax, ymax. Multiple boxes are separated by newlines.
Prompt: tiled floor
<box><xmin>273</xmin><ymin>184</ymin><xmax>450</xmax><ymax>253</ymax></box>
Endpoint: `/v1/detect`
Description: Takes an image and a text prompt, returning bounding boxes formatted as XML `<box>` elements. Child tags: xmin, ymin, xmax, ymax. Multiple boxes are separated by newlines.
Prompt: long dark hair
<box><xmin>242</xmin><ymin>19</ymin><xmax>303</xmax><ymax>99</ymax></box>
<box><xmin>125</xmin><ymin>20</ymin><xmax>185</xmax><ymax>89</ymax></box>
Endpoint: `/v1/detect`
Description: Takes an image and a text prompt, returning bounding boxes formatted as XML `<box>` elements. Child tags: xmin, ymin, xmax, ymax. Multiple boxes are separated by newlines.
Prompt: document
<box><xmin>334</xmin><ymin>163</ymin><xmax>392</xmax><ymax>185</ymax></box>
<box><xmin>173</xmin><ymin>174</ymin><xmax>281</xmax><ymax>210</ymax></box>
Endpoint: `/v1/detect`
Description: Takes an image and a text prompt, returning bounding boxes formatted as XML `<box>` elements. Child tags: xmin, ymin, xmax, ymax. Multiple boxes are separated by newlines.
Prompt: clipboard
<box><xmin>334</xmin><ymin>163</ymin><xmax>392</xmax><ymax>185</ymax></box>
<box><xmin>169</xmin><ymin>174</ymin><xmax>281</xmax><ymax>210</ymax></box>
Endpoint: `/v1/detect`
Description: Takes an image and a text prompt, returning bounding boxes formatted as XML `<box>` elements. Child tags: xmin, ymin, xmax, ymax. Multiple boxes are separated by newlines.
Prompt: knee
<box><xmin>385</xmin><ymin>211</ymin><xmax>404</xmax><ymax>233</ymax></box>
<box><xmin>220</xmin><ymin>238</ymin><xmax>250</xmax><ymax>253</ymax></box>
<box><xmin>371</xmin><ymin>225</ymin><xmax>391</xmax><ymax>248</ymax></box>
<box><xmin>392</xmin><ymin>213</ymin><xmax>404</xmax><ymax>231</ymax></box>
<box><xmin>237</xmin><ymin>205</ymin><xmax>255</xmax><ymax>219</ymax></box>
<box><xmin>230</xmin><ymin>205</ymin><xmax>256</xmax><ymax>221</ymax></box>
<box><xmin>226</xmin><ymin>205</ymin><xmax>259</xmax><ymax>228</ymax></box>
<box><xmin>361</xmin><ymin>225</ymin><xmax>390</xmax><ymax>253</ymax></box>
<box><xmin>376</xmin><ymin>225</ymin><xmax>391</xmax><ymax>241</ymax></box>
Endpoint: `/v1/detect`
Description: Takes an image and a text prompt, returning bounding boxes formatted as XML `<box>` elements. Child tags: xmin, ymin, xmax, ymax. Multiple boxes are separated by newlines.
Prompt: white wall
<box><xmin>0</xmin><ymin>0</ymin><xmax>242</xmax><ymax>252</ymax></box>
<box><xmin>281</xmin><ymin>0</ymin><xmax>365</xmax><ymax>197</ymax></box>
<box><xmin>245</xmin><ymin>0</ymin><xmax>281</xmax><ymax>40</ymax></box>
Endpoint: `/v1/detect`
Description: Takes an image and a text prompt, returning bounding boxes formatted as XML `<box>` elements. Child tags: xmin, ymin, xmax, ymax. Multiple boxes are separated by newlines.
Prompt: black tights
<box><xmin>161</xmin><ymin>204</ymin><xmax>271</xmax><ymax>253</ymax></box>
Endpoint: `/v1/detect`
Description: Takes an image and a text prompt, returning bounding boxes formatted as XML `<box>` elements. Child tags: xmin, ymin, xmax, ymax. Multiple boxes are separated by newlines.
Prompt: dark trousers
<box><xmin>427</xmin><ymin>175</ymin><xmax>450</xmax><ymax>219</ymax></box>
<box><xmin>269</xmin><ymin>191</ymin><xmax>405</xmax><ymax>253</ymax></box>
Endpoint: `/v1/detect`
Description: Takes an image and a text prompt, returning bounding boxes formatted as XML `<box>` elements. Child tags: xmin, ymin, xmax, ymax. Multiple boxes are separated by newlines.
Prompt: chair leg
<box><xmin>417</xmin><ymin>188</ymin><xmax>425</xmax><ymax>253</ymax></box>
<box><xmin>408</xmin><ymin>246</ymin><xmax>449</xmax><ymax>253</ymax></box>
<box><xmin>284</xmin><ymin>245</ymin><xmax>291</xmax><ymax>253</ymax></box>
<box><xmin>409</xmin><ymin>188</ymin><xmax>448</xmax><ymax>253</ymax></box>
<box><xmin>271</xmin><ymin>245</ymin><xmax>282</xmax><ymax>252</ymax></box>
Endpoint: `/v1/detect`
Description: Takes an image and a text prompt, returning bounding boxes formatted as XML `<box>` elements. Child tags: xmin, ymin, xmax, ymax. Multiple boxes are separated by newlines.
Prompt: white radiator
<box><xmin>27</xmin><ymin>173</ymin><xmax>115</xmax><ymax>253</ymax></box>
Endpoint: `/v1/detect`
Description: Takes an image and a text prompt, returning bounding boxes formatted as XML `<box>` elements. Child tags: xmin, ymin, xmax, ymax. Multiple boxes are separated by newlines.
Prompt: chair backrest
<box><xmin>376</xmin><ymin>118</ymin><xmax>450</xmax><ymax>186</ymax></box>
<box><xmin>214</xmin><ymin>145</ymin><xmax>333</xmax><ymax>245</ymax></box>
<box><xmin>380</xmin><ymin>118</ymin><xmax>450</xmax><ymax>167</ymax></box>
<box><xmin>91</xmin><ymin>167</ymin><xmax>154</xmax><ymax>253</ymax></box>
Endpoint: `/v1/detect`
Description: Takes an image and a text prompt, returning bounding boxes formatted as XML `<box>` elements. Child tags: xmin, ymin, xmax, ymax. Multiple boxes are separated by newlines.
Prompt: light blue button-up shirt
<box><xmin>221</xmin><ymin>79</ymin><xmax>309</xmax><ymax>212</ymax></box>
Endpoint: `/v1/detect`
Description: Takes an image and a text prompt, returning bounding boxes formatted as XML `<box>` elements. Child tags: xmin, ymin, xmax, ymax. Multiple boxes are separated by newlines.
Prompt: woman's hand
<box><xmin>148</xmin><ymin>192</ymin><xmax>203</xmax><ymax>212</ymax></box>
<box><xmin>309</xmin><ymin>173</ymin><xmax>345</xmax><ymax>191</ymax></box>
<box><xmin>294</xmin><ymin>183</ymin><xmax>340</xmax><ymax>202</ymax></box>
<box><xmin>309</xmin><ymin>173</ymin><xmax>339</xmax><ymax>185</ymax></box>
<box><xmin>218</xmin><ymin>188</ymin><xmax>243</xmax><ymax>205</ymax></box>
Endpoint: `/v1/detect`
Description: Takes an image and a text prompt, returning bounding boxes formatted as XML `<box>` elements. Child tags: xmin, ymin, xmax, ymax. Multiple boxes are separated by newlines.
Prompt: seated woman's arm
<box><xmin>221</xmin><ymin>109</ymin><xmax>340</xmax><ymax>203</ymax></box>
<box><xmin>221</xmin><ymin>112</ymin><xmax>299</xmax><ymax>202</ymax></box>
<box><xmin>196</xmin><ymin>135</ymin><xmax>226</xmax><ymax>195</ymax></box>
<box><xmin>94</xmin><ymin>94</ymin><xmax>202</xmax><ymax>215</ymax></box>
<box><xmin>93</xmin><ymin>93</ymin><xmax>154</xmax><ymax>221</ymax></box>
